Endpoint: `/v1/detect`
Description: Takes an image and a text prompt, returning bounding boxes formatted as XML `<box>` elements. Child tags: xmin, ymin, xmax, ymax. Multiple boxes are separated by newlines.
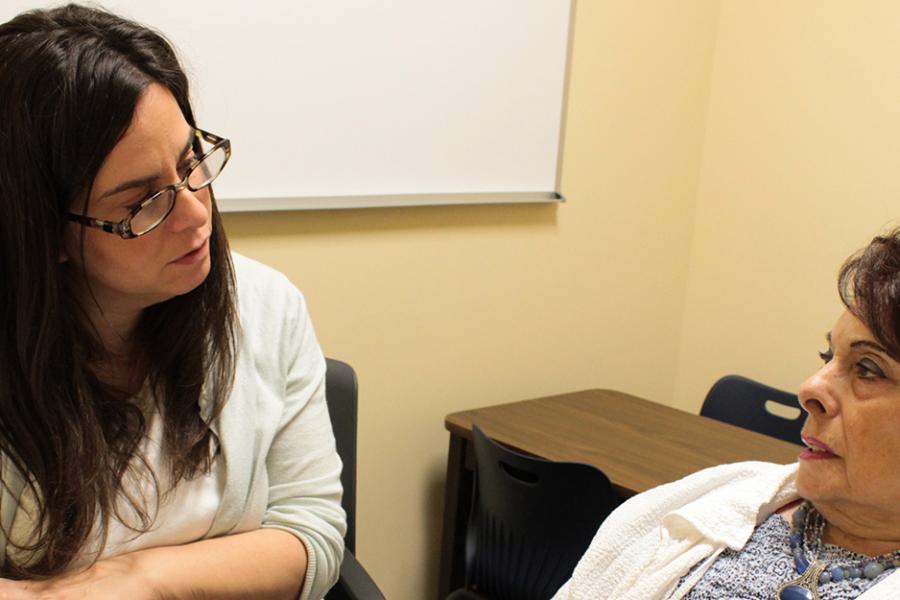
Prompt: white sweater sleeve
<box><xmin>260</xmin><ymin>282</ymin><xmax>346</xmax><ymax>600</ymax></box>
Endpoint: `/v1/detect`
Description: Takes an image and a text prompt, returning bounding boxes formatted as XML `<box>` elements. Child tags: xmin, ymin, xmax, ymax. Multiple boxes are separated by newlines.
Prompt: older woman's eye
<box><xmin>818</xmin><ymin>349</ymin><xmax>834</xmax><ymax>363</ymax></box>
<box><xmin>856</xmin><ymin>358</ymin><xmax>885</xmax><ymax>379</ymax></box>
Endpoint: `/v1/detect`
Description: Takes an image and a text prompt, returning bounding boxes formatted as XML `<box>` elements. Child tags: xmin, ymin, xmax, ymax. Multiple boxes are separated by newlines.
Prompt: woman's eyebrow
<box><xmin>96</xmin><ymin>174</ymin><xmax>158</xmax><ymax>202</ymax></box>
<box><xmin>96</xmin><ymin>129</ymin><xmax>195</xmax><ymax>202</ymax></box>
<box><xmin>850</xmin><ymin>340</ymin><xmax>890</xmax><ymax>354</ymax></box>
<box><xmin>828</xmin><ymin>330</ymin><xmax>889</xmax><ymax>354</ymax></box>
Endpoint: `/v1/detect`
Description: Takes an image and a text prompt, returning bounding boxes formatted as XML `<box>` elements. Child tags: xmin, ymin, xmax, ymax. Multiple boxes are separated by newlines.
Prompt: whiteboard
<box><xmin>3</xmin><ymin>2</ymin><xmax>572</xmax><ymax>211</ymax></box>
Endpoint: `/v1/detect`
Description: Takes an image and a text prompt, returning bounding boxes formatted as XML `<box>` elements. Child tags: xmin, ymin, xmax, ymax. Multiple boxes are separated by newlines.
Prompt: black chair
<box><xmin>700</xmin><ymin>374</ymin><xmax>804</xmax><ymax>445</ymax></box>
<box><xmin>324</xmin><ymin>358</ymin><xmax>386</xmax><ymax>600</ymax></box>
<box><xmin>447</xmin><ymin>425</ymin><xmax>621</xmax><ymax>600</ymax></box>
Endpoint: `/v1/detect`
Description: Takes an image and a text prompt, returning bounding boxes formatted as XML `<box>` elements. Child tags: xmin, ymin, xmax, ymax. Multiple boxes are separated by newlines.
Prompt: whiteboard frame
<box><xmin>217</xmin><ymin>191</ymin><xmax>565</xmax><ymax>212</ymax></box>
<box><xmin>213</xmin><ymin>0</ymin><xmax>578</xmax><ymax>213</ymax></box>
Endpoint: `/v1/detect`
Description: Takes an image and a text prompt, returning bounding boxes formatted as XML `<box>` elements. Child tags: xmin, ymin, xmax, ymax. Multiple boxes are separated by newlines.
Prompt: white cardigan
<box><xmin>1</xmin><ymin>254</ymin><xmax>345</xmax><ymax>600</ymax></box>
<box><xmin>551</xmin><ymin>461</ymin><xmax>900</xmax><ymax>600</ymax></box>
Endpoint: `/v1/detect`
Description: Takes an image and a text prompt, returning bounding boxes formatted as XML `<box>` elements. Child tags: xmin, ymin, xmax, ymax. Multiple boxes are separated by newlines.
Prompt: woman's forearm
<box><xmin>138</xmin><ymin>528</ymin><xmax>308</xmax><ymax>600</ymax></box>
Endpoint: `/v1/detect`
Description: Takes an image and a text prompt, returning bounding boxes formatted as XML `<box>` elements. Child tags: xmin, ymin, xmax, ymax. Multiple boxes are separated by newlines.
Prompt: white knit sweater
<box><xmin>552</xmin><ymin>461</ymin><xmax>900</xmax><ymax>600</ymax></box>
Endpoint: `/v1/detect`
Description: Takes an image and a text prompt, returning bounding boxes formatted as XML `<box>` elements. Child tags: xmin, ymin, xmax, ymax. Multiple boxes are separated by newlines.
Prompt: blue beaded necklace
<box><xmin>776</xmin><ymin>501</ymin><xmax>900</xmax><ymax>600</ymax></box>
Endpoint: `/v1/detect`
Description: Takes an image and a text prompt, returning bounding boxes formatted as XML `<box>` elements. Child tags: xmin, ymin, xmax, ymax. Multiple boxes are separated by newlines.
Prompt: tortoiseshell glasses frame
<box><xmin>67</xmin><ymin>128</ymin><xmax>231</xmax><ymax>239</ymax></box>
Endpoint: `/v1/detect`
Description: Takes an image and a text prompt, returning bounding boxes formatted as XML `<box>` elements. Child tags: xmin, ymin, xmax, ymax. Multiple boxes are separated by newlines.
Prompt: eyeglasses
<box><xmin>67</xmin><ymin>128</ymin><xmax>231</xmax><ymax>239</ymax></box>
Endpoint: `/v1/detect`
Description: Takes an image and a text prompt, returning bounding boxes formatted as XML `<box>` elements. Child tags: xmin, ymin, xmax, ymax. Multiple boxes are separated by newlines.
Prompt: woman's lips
<box><xmin>172</xmin><ymin>238</ymin><xmax>209</xmax><ymax>265</ymax></box>
<box><xmin>800</xmin><ymin>435</ymin><xmax>838</xmax><ymax>460</ymax></box>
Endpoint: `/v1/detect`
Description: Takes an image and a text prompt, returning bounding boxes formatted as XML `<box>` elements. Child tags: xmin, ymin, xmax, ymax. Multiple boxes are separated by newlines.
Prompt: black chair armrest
<box><xmin>325</xmin><ymin>550</ymin><xmax>386</xmax><ymax>600</ymax></box>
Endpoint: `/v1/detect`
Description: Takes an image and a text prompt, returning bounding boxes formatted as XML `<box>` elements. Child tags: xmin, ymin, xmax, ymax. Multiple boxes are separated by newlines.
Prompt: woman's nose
<box><xmin>798</xmin><ymin>363</ymin><xmax>840</xmax><ymax>418</ymax></box>
<box><xmin>166</xmin><ymin>186</ymin><xmax>210</xmax><ymax>232</ymax></box>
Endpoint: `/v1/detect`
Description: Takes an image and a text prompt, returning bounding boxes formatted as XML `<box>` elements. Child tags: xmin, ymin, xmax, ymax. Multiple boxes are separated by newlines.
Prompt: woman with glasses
<box><xmin>0</xmin><ymin>4</ymin><xmax>344</xmax><ymax>599</ymax></box>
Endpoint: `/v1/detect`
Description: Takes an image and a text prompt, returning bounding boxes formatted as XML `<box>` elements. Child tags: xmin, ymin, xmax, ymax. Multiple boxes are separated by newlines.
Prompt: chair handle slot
<box><xmin>764</xmin><ymin>399</ymin><xmax>802</xmax><ymax>421</ymax></box>
<box><xmin>498</xmin><ymin>461</ymin><xmax>540</xmax><ymax>485</ymax></box>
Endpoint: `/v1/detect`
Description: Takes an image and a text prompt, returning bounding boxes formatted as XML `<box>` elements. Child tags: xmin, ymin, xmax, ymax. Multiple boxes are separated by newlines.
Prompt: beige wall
<box><xmin>222</xmin><ymin>1</ymin><xmax>720</xmax><ymax>598</ymax></box>
<box><xmin>673</xmin><ymin>1</ymin><xmax>900</xmax><ymax>412</ymax></box>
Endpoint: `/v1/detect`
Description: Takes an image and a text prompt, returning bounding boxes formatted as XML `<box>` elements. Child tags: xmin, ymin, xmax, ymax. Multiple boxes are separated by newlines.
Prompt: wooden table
<box><xmin>437</xmin><ymin>389</ymin><xmax>802</xmax><ymax>599</ymax></box>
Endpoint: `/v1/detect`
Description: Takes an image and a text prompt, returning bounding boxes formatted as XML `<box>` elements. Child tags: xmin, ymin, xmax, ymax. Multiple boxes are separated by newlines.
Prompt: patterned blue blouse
<box><xmin>682</xmin><ymin>512</ymin><xmax>892</xmax><ymax>599</ymax></box>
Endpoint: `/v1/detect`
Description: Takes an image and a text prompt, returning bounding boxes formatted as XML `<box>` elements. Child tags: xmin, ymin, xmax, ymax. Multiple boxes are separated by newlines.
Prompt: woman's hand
<box><xmin>0</xmin><ymin>553</ymin><xmax>161</xmax><ymax>600</ymax></box>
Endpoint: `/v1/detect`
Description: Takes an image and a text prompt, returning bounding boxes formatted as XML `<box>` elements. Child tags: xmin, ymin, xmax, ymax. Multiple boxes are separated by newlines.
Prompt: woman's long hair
<box><xmin>0</xmin><ymin>4</ymin><xmax>237</xmax><ymax>576</ymax></box>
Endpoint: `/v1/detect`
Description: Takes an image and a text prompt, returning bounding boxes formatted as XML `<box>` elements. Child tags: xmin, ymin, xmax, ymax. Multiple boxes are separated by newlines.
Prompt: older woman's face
<box><xmin>62</xmin><ymin>83</ymin><xmax>213</xmax><ymax>316</ymax></box>
<box><xmin>797</xmin><ymin>309</ymin><xmax>900</xmax><ymax>515</ymax></box>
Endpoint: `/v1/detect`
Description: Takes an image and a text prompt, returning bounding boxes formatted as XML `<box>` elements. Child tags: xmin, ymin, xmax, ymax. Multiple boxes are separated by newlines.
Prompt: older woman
<box><xmin>553</xmin><ymin>230</ymin><xmax>900</xmax><ymax>600</ymax></box>
<box><xmin>0</xmin><ymin>4</ymin><xmax>344</xmax><ymax>599</ymax></box>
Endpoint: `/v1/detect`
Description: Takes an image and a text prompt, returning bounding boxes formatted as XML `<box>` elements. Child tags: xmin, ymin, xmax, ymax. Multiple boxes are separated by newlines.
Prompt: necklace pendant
<box><xmin>776</xmin><ymin>560</ymin><xmax>826</xmax><ymax>600</ymax></box>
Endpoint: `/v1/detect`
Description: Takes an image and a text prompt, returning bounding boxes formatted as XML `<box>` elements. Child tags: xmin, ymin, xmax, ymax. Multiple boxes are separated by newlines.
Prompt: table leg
<box><xmin>437</xmin><ymin>433</ymin><xmax>473</xmax><ymax>599</ymax></box>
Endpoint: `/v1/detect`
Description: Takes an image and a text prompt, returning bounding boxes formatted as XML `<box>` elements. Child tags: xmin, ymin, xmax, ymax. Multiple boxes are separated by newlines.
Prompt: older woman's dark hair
<box><xmin>839</xmin><ymin>228</ymin><xmax>900</xmax><ymax>359</ymax></box>
<box><xmin>0</xmin><ymin>4</ymin><xmax>236</xmax><ymax>576</ymax></box>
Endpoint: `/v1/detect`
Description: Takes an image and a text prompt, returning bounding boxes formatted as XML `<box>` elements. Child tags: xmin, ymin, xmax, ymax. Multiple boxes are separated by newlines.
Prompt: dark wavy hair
<box><xmin>839</xmin><ymin>228</ymin><xmax>900</xmax><ymax>359</ymax></box>
<box><xmin>0</xmin><ymin>4</ymin><xmax>236</xmax><ymax>576</ymax></box>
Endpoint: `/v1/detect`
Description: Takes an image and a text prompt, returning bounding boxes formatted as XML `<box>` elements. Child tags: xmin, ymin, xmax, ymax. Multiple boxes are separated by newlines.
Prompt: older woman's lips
<box><xmin>800</xmin><ymin>435</ymin><xmax>838</xmax><ymax>460</ymax></box>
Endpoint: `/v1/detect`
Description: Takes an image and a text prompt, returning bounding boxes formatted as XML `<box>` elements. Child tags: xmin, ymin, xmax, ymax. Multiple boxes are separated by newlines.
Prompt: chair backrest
<box><xmin>464</xmin><ymin>425</ymin><xmax>620</xmax><ymax>600</ymax></box>
<box><xmin>700</xmin><ymin>374</ymin><xmax>804</xmax><ymax>445</ymax></box>
<box><xmin>325</xmin><ymin>357</ymin><xmax>358</xmax><ymax>554</ymax></box>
